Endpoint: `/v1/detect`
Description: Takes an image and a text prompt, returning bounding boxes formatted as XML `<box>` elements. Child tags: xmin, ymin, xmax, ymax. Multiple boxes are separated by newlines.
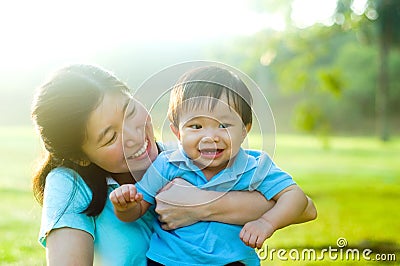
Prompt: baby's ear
<box><xmin>170</xmin><ymin>123</ymin><xmax>181</xmax><ymax>140</ymax></box>
<box><xmin>242</xmin><ymin>123</ymin><xmax>251</xmax><ymax>141</ymax></box>
<box><xmin>245</xmin><ymin>123</ymin><xmax>252</xmax><ymax>133</ymax></box>
<box><xmin>243</xmin><ymin>124</ymin><xmax>251</xmax><ymax>137</ymax></box>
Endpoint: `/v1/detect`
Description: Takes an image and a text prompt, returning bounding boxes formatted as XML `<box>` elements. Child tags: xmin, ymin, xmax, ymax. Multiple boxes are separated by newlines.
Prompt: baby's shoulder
<box><xmin>243</xmin><ymin>149</ymin><xmax>270</xmax><ymax>160</ymax></box>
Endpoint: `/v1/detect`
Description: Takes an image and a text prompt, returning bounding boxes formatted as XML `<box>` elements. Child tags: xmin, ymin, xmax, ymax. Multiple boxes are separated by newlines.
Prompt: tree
<box><xmin>247</xmin><ymin>0</ymin><xmax>400</xmax><ymax>141</ymax></box>
<box><xmin>335</xmin><ymin>0</ymin><xmax>400</xmax><ymax>141</ymax></box>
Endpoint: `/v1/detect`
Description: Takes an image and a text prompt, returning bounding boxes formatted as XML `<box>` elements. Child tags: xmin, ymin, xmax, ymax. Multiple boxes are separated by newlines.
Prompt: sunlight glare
<box><xmin>1</xmin><ymin>0</ymin><xmax>338</xmax><ymax>68</ymax></box>
<box><xmin>291</xmin><ymin>0</ymin><xmax>337</xmax><ymax>28</ymax></box>
<box><xmin>351</xmin><ymin>0</ymin><xmax>368</xmax><ymax>15</ymax></box>
<box><xmin>0</xmin><ymin>0</ymin><xmax>272</xmax><ymax>67</ymax></box>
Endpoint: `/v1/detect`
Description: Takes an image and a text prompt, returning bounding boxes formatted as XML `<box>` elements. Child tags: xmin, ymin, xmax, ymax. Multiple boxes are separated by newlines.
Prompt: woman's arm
<box><xmin>156</xmin><ymin>178</ymin><xmax>316</xmax><ymax>230</ymax></box>
<box><xmin>155</xmin><ymin>178</ymin><xmax>274</xmax><ymax>230</ymax></box>
<box><xmin>46</xmin><ymin>228</ymin><xmax>94</xmax><ymax>266</ymax></box>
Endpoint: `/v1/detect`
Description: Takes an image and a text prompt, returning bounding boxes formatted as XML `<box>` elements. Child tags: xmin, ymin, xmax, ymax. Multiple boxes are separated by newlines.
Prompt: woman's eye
<box><xmin>105</xmin><ymin>133</ymin><xmax>117</xmax><ymax>145</ymax></box>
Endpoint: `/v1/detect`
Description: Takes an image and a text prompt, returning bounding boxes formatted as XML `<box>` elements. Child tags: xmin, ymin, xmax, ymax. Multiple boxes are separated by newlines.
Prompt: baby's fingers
<box><xmin>120</xmin><ymin>184</ymin><xmax>137</xmax><ymax>202</ymax></box>
<box><xmin>255</xmin><ymin>236</ymin><xmax>265</xmax><ymax>249</ymax></box>
<box><xmin>240</xmin><ymin>224</ymin><xmax>262</xmax><ymax>248</ymax></box>
<box><xmin>109</xmin><ymin>190</ymin><xmax>118</xmax><ymax>205</ymax></box>
<box><xmin>110</xmin><ymin>184</ymin><xmax>137</xmax><ymax>207</ymax></box>
<box><xmin>135</xmin><ymin>192</ymin><xmax>143</xmax><ymax>202</ymax></box>
<box><xmin>241</xmin><ymin>229</ymin><xmax>257</xmax><ymax>248</ymax></box>
<box><xmin>240</xmin><ymin>227</ymin><xmax>250</xmax><ymax>246</ymax></box>
<box><xmin>248</xmin><ymin>234</ymin><xmax>259</xmax><ymax>248</ymax></box>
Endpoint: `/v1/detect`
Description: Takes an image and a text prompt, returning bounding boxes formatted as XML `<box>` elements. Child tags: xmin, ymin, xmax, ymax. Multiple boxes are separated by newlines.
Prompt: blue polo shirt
<box><xmin>136</xmin><ymin>147</ymin><xmax>295</xmax><ymax>266</ymax></box>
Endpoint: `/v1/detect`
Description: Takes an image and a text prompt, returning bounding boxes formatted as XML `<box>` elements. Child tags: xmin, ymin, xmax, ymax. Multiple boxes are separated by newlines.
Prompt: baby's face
<box><xmin>172</xmin><ymin>94</ymin><xmax>248</xmax><ymax>174</ymax></box>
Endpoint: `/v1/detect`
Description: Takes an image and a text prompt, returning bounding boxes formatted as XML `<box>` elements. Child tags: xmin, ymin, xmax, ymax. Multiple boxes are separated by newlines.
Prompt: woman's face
<box><xmin>82</xmin><ymin>91</ymin><xmax>158</xmax><ymax>175</ymax></box>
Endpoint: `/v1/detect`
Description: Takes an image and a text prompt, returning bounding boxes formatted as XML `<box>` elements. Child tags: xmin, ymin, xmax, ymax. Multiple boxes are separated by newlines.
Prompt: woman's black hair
<box><xmin>32</xmin><ymin>64</ymin><xmax>131</xmax><ymax>216</ymax></box>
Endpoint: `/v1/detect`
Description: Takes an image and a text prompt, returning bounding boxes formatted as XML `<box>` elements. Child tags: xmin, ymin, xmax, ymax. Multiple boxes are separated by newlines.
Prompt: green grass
<box><xmin>0</xmin><ymin>127</ymin><xmax>45</xmax><ymax>265</ymax></box>
<box><xmin>260</xmin><ymin>135</ymin><xmax>400</xmax><ymax>265</ymax></box>
<box><xmin>0</xmin><ymin>127</ymin><xmax>399</xmax><ymax>265</ymax></box>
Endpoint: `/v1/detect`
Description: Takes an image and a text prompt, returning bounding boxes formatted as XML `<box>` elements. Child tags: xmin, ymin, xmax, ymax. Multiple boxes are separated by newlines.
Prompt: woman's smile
<box><xmin>128</xmin><ymin>139</ymin><xmax>149</xmax><ymax>159</ymax></box>
<box><xmin>127</xmin><ymin>138</ymin><xmax>150</xmax><ymax>160</ymax></box>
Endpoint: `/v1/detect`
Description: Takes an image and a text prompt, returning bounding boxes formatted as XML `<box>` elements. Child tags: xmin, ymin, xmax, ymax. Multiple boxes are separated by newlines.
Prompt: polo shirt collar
<box><xmin>166</xmin><ymin>145</ymin><xmax>202</xmax><ymax>173</ymax></box>
<box><xmin>166</xmin><ymin>146</ymin><xmax>258</xmax><ymax>182</ymax></box>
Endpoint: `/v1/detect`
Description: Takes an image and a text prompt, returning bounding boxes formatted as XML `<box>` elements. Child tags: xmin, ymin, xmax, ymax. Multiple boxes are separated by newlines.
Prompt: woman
<box><xmin>31</xmin><ymin>64</ymin><xmax>316</xmax><ymax>265</ymax></box>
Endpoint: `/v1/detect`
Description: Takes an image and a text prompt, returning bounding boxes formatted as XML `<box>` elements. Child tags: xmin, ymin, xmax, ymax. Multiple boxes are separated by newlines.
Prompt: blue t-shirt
<box><xmin>38</xmin><ymin>167</ymin><xmax>155</xmax><ymax>266</ymax></box>
<box><xmin>136</xmin><ymin>147</ymin><xmax>295</xmax><ymax>266</ymax></box>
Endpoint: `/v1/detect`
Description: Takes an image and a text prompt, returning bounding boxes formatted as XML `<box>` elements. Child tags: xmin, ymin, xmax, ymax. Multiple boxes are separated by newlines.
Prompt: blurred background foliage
<box><xmin>1</xmin><ymin>0</ymin><xmax>398</xmax><ymax>143</ymax></box>
<box><xmin>211</xmin><ymin>0</ymin><xmax>400</xmax><ymax>142</ymax></box>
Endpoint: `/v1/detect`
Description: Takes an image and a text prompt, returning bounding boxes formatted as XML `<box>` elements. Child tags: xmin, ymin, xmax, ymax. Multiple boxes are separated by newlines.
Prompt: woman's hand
<box><xmin>155</xmin><ymin>178</ymin><xmax>207</xmax><ymax>230</ymax></box>
<box><xmin>155</xmin><ymin>179</ymin><xmax>316</xmax><ymax>232</ymax></box>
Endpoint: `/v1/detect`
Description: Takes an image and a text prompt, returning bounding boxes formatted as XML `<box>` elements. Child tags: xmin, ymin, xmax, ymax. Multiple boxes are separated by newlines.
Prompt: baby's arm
<box><xmin>109</xmin><ymin>184</ymin><xmax>151</xmax><ymax>222</ymax></box>
<box><xmin>294</xmin><ymin>196</ymin><xmax>317</xmax><ymax>224</ymax></box>
<box><xmin>240</xmin><ymin>184</ymin><xmax>308</xmax><ymax>248</ymax></box>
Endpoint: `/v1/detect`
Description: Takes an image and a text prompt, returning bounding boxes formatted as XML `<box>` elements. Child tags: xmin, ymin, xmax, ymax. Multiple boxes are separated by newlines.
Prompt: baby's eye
<box><xmin>189</xmin><ymin>124</ymin><xmax>202</xmax><ymax>129</ymax></box>
<box><xmin>219</xmin><ymin>123</ymin><xmax>230</xmax><ymax>128</ymax></box>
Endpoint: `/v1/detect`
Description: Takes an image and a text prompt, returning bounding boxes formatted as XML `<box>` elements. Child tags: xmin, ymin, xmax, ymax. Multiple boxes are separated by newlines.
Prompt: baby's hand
<box><xmin>240</xmin><ymin>218</ymin><xmax>276</xmax><ymax>248</ymax></box>
<box><xmin>109</xmin><ymin>184</ymin><xmax>143</xmax><ymax>212</ymax></box>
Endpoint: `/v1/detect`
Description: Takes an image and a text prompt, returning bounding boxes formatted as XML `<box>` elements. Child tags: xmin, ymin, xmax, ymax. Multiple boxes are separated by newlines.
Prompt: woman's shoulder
<box><xmin>39</xmin><ymin>167</ymin><xmax>95</xmax><ymax>248</ymax></box>
<box><xmin>47</xmin><ymin>166</ymin><xmax>85</xmax><ymax>185</ymax></box>
<box><xmin>45</xmin><ymin>166</ymin><xmax>92</xmax><ymax>202</ymax></box>
<box><xmin>49</xmin><ymin>166</ymin><xmax>79</xmax><ymax>177</ymax></box>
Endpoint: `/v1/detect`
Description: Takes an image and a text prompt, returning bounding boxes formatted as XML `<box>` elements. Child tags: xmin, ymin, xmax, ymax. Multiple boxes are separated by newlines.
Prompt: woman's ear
<box><xmin>170</xmin><ymin>123</ymin><xmax>181</xmax><ymax>140</ymax></box>
<box><xmin>71</xmin><ymin>158</ymin><xmax>91</xmax><ymax>167</ymax></box>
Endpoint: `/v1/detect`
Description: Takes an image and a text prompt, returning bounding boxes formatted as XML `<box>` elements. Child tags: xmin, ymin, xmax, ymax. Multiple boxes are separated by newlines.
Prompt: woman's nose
<box><xmin>123</xmin><ymin>126</ymin><xmax>142</xmax><ymax>148</ymax></box>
